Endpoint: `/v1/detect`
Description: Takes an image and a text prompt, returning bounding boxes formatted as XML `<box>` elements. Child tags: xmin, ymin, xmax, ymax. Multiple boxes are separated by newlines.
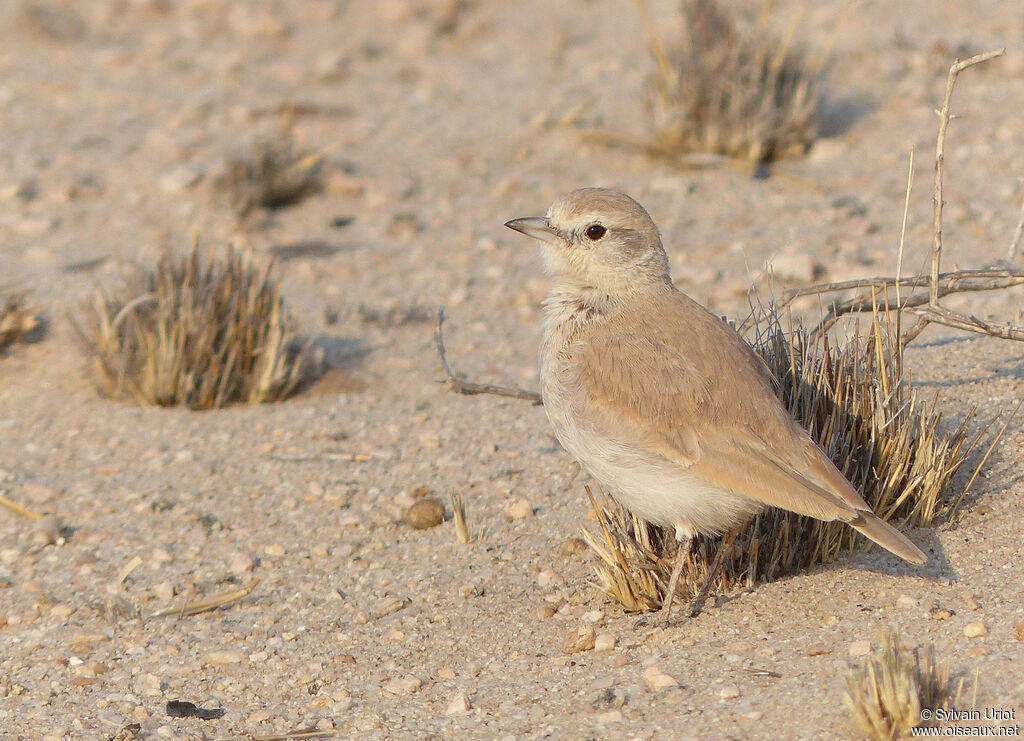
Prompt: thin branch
<box><xmin>931</xmin><ymin>49</ymin><xmax>1005</xmax><ymax>306</ymax></box>
<box><xmin>0</xmin><ymin>492</ymin><xmax>43</xmax><ymax>521</ymax></box>
<box><xmin>434</xmin><ymin>307</ymin><xmax>542</xmax><ymax>403</ymax></box>
<box><xmin>738</xmin><ymin>268</ymin><xmax>1024</xmax><ymax>337</ymax></box>
<box><xmin>1009</xmin><ymin>181</ymin><xmax>1024</xmax><ymax>263</ymax></box>
<box><xmin>147</xmin><ymin>578</ymin><xmax>260</xmax><ymax>619</ymax></box>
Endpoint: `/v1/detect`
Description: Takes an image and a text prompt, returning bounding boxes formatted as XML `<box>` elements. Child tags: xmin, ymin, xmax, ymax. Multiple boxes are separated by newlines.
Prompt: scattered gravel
<box><xmin>1</xmin><ymin>0</ymin><xmax>1022</xmax><ymax>737</ymax></box>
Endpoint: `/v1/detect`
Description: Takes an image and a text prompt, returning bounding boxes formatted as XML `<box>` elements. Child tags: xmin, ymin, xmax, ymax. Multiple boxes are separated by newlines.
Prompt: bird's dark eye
<box><xmin>585</xmin><ymin>224</ymin><xmax>606</xmax><ymax>241</ymax></box>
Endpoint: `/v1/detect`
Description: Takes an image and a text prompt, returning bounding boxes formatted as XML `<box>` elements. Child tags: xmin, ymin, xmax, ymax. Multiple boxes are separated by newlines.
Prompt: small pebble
<box><xmin>159</xmin><ymin>163</ymin><xmax>203</xmax><ymax>193</ymax></box>
<box><xmin>594</xmin><ymin>633</ymin><xmax>616</xmax><ymax>652</ymax></box>
<box><xmin>152</xmin><ymin>582</ymin><xmax>174</xmax><ymax>602</ymax></box>
<box><xmin>504</xmin><ymin>497</ymin><xmax>534</xmax><ymax>521</ymax></box>
<box><xmin>445</xmin><ymin>691</ymin><xmax>472</xmax><ymax>716</ymax></box>
<box><xmin>559</xmin><ymin>538</ymin><xmax>588</xmax><ymax>556</ymax></box>
<box><xmin>895</xmin><ymin>594</ymin><xmax>918</xmax><ymax>610</ymax></box>
<box><xmin>229</xmin><ymin>552</ymin><xmax>258</xmax><ymax>575</ymax></box>
<box><xmin>848</xmin><ymin>640</ymin><xmax>872</xmax><ymax>657</ymax></box>
<box><xmin>563</xmin><ymin>625</ymin><xmax>596</xmax><ymax>654</ymax></box>
<box><xmin>582</xmin><ymin>610</ymin><xmax>604</xmax><ymax>624</ymax></box>
<box><xmin>764</xmin><ymin>249</ymin><xmax>822</xmax><ymax>283</ymax></box>
<box><xmin>718</xmin><ymin>685</ymin><xmax>741</xmax><ymax>700</ymax></box>
<box><xmin>1016</xmin><ymin>621</ymin><xmax>1024</xmax><ymax>641</ymax></box>
<box><xmin>642</xmin><ymin>665</ymin><xmax>679</xmax><ymax>691</ymax></box>
<box><xmin>31</xmin><ymin>515</ymin><xmax>64</xmax><ymax>546</ymax></box>
<box><xmin>930</xmin><ymin>607</ymin><xmax>953</xmax><ymax>621</ymax></box>
<box><xmin>537</xmin><ymin>570</ymin><xmax>564</xmax><ymax>589</ymax></box>
<box><xmin>264</xmin><ymin>544</ymin><xmax>285</xmax><ymax>557</ymax></box>
<box><xmin>383</xmin><ymin>676</ymin><xmax>421</xmax><ymax>695</ymax></box>
<box><xmin>204</xmin><ymin>650</ymin><xmax>244</xmax><ymax>666</ymax></box>
<box><xmin>963</xmin><ymin>594</ymin><xmax>980</xmax><ymax>611</ymax></box>
<box><xmin>404</xmin><ymin>498</ymin><xmax>445</xmax><ymax>530</ymax></box>
<box><xmin>595</xmin><ymin>710</ymin><xmax>623</xmax><ymax>724</ymax></box>
<box><xmin>963</xmin><ymin>622</ymin><xmax>988</xmax><ymax>638</ymax></box>
<box><xmin>371</xmin><ymin>597</ymin><xmax>406</xmax><ymax>620</ymax></box>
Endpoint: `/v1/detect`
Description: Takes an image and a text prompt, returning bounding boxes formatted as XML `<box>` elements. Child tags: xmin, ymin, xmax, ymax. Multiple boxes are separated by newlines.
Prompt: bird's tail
<box><xmin>848</xmin><ymin>512</ymin><xmax>927</xmax><ymax>565</ymax></box>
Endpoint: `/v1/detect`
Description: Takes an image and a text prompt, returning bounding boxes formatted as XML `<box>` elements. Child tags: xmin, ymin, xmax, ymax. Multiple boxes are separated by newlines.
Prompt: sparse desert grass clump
<box><xmin>845</xmin><ymin>632</ymin><xmax>956</xmax><ymax>740</ymax></box>
<box><xmin>216</xmin><ymin>132</ymin><xmax>326</xmax><ymax>217</ymax></box>
<box><xmin>638</xmin><ymin>0</ymin><xmax>822</xmax><ymax>164</ymax></box>
<box><xmin>73</xmin><ymin>242</ymin><xmax>314</xmax><ymax>409</ymax></box>
<box><xmin>0</xmin><ymin>293</ymin><xmax>40</xmax><ymax>353</ymax></box>
<box><xmin>583</xmin><ymin>304</ymin><xmax>986</xmax><ymax>611</ymax></box>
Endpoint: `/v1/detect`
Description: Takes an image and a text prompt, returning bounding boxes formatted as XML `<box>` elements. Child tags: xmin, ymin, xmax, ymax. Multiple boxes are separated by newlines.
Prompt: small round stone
<box><xmin>405</xmin><ymin>498</ymin><xmax>445</xmax><ymax>529</ymax></box>
<box><xmin>504</xmin><ymin>497</ymin><xmax>534</xmax><ymax>521</ymax></box>
<box><xmin>641</xmin><ymin>665</ymin><xmax>679</xmax><ymax>691</ymax></box>
<box><xmin>563</xmin><ymin>625</ymin><xmax>596</xmax><ymax>654</ymax></box>
<box><xmin>718</xmin><ymin>685</ymin><xmax>741</xmax><ymax>700</ymax></box>
<box><xmin>963</xmin><ymin>621</ymin><xmax>988</xmax><ymax>638</ymax></box>
<box><xmin>848</xmin><ymin>640</ymin><xmax>872</xmax><ymax>657</ymax></box>
<box><xmin>895</xmin><ymin>594</ymin><xmax>918</xmax><ymax>610</ymax></box>
<box><xmin>445</xmin><ymin>691</ymin><xmax>472</xmax><ymax>716</ymax></box>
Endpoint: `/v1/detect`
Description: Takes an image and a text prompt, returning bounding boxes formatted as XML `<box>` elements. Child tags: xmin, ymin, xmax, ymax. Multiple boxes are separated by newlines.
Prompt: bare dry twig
<box><xmin>0</xmin><ymin>493</ymin><xmax>44</xmax><ymax>522</ymax></box>
<box><xmin>747</xmin><ymin>50</ymin><xmax>1024</xmax><ymax>344</ymax></box>
<box><xmin>147</xmin><ymin>578</ymin><xmax>260</xmax><ymax>619</ymax></box>
<box><xmin>434</xmin><ymin>307</ymin><xmax>542</xmax><ymax>403</ymax></box>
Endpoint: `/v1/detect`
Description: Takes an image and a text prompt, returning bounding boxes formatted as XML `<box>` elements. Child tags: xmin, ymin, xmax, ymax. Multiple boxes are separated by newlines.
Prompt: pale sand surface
<box><xmin>1</xmin><ymin>1</ymin><xmax>1022</xmax><ymax>739</ymax></box>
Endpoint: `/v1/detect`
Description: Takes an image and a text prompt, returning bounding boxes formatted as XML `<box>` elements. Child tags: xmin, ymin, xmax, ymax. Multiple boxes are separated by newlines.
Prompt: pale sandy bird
<box><xmin>505</xmin><ymin>187</ymin><xmax>926</xmax><ymax>620</ymax></box>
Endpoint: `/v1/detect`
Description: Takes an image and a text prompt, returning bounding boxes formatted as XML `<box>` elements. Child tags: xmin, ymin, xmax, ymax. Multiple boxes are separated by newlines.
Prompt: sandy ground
<box><xmin>1</xmin><ymin>1</ymin><xmax>1023</xmax><ymax>739</ymax></box>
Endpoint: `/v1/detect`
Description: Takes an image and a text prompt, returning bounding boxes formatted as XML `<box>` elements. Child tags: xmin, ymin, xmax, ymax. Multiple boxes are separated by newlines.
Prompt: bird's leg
<box><xmin>660</xmin><ymin>530</ymin><xmax>692</xmax><ymax>626</ymax></box>
<box><xmin>688</xmin><ymin>529</ymin><xmax>738</xmax><ymax>618</ymax></box>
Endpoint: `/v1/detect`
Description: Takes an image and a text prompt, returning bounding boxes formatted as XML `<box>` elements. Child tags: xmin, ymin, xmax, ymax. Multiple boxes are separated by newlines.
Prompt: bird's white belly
<box><xmin>543</xmin><ymin>383</ymin><xmax>761</xmax><ymax>537</ymax></box>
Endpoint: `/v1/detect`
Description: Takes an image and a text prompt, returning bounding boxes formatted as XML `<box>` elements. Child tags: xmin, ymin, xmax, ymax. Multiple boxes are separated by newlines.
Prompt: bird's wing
<box><xmin>576</xmin><ymin>306</ymin><xmax>867</xmax><ymax>523</ymax></box>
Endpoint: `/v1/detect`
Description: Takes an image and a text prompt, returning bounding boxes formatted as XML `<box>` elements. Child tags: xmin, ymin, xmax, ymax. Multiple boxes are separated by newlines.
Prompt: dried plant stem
<box><xmin>251</xmin><ymin>729</ymin><xmax>334</xmax><ymax>741</ymax></box>
<box><xmin>0</xmin><ymin>493</ymin><xmax>43</xmax><ymax>521</ymax></box>
<box><xmin>1009</xmin><ymin>183</ymin><xmax>1024</xmax><ymax>262</ymax></box>
<box><xmin>756</xmin><ymin>50</ymin><xmax>1023</xmax><ymax>345</ymax></box>
<box><xmin>896</xmin><ymin>146</ymin><xmax>915</xmax><ymax>339</ymax></box>
<box><xmin>932</xmin><ymin>50</ymin><xmax>1006</xmax><ymax>305</ymax></box>
<box><xmin>451</xmin><ymin>491</ymin><xmax>471</xmax><ymax>543</ymax></box>
<box><xmin>147</xmin><ymin>578</ymin><xmax>259</xmax><ymax>619</ymax></box>
<box><xmin>434</xmin><ymin>307</ymin><xmax>542</xmax><ymax>403</ymax></box>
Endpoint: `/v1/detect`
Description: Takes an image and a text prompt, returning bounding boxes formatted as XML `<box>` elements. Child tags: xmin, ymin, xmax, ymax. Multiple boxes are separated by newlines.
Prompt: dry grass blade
<box><xmin>0</xmin><ymin>493</ymin><xmax>44</xmax><ymax>522</ymax></box>
<box><xmin>744</xmin><ymin>49</ymin><xmax>1024</xmax><ymax>344</ymax></box>
<box><xmin>643</xmin><ymin>0</ymin><xmax>823</xmax><ymax>164</ymax></box>
<box><xmin>251</xmin><ymin>728</ymin><xmax>335</xmax><ymax>741</ymax></box>
<box><xmin>845</xmin><ymin>632</ymin><xmax>956</xmax><ymax>740</ymax></box>
<box><xmin>583</xmin><ymin>303</ymin><xmax>993</xmax><ymax>611</ymax></box>
<box><xmin>451</xmin><ymin>491</ymin><xmax>472</xmax><ymax>543</ymax></box>
<box><xmin>73</xmin><ymin>241</ymin><xmax>315</xmax><ymax>409</ymax></box>
<box><xmin>217</xmin><ymin>132</ymin><xmax>327</xmax><ymax>217</ymax></box>
<box><xmin>435</xmin><ymin>307</ymin><xmax>542</xmax><ymax>402</ymax></box>
<box><xmin>147</xmin><ymin>578</ymin><xmax>260</xmax><ymax>619</ymax></box>
<box><xmin>0</xmin><ymin>293</ymin><xmax>40</xmax><ymax>352</ymax></box>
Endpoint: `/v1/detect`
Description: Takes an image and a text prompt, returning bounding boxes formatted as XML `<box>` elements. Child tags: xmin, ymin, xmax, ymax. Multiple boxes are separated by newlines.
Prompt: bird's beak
<box><xmin>504</xmin><ymin>216</ymin><xmax>559</xmax><ymax>244</ymax></box>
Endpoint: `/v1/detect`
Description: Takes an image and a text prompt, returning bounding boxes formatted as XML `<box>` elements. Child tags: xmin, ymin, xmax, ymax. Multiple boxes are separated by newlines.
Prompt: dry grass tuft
<box><xmin>73</xmin><ymin>242</ymin><xmax>314</xmax><ymax>409</ymax></box>
<box><xmin>640</xmin><ymin>0</ymin><xmax>822</xmax><ymax>164</ymax></box>
<box><xmin>216</xmin><ymin>133</ymin><xmax>326</xmax><ymax>217</ymax></box>
<box><xmin>845</xmin><ymin>632</ymin><xmax>956</xmax><ymax>740</ymax></box>
<box><xmin>584</xmin><ymin>302</ymin><xmax>989</xmax><ymax>611</ymax></box>
<box><xmin>451</xmin><ymin>491</ymin><xmax>472</xmax><ymax>544</ymax></box>
<box><xmin>0</xmin><ymin>294</ymin><xmax>40</xmax><ymax>352</ymax></box>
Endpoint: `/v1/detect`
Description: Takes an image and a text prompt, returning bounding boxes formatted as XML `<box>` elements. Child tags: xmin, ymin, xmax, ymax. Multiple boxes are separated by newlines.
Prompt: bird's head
<box><xmin>505</xmin><ymin>187</ymin><xmax>671</xmax><ymax>295</ymax></box>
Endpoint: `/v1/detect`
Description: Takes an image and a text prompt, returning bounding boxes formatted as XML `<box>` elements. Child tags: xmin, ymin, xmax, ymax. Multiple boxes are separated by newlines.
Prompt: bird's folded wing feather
<box><xmin>578</xmin><ymin>323</ymin><xmax>872</xmax><ymax>524</ymax></box>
